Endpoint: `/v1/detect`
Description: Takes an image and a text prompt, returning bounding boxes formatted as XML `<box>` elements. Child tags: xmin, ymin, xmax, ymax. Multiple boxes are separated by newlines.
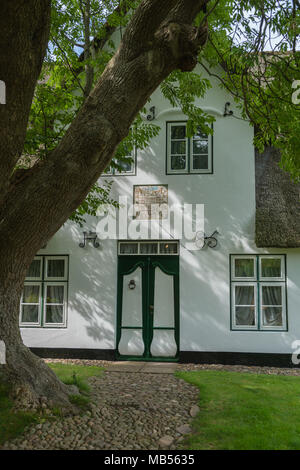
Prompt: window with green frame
<box><xmin>166</xmin><ymin>121</ymin><xmax>213</xmax><ymax>174</ymax></box>
<box><xmin>230</xmin><ymin>255</ymin><xmax>287</xmax><ymax>331</ymax></box>
<box><xmin>20</xmin><ymin>255</ymin><xmax>68</xmax><ymax>328</ymax></box>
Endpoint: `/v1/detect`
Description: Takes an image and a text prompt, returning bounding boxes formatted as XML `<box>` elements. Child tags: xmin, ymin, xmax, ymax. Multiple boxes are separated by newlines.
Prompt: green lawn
<box><xmin>48</xmin><ymin>363</ymin><xmax>104</xmax><ymax>393</ymax></box>
<box><xmin>0</xmin><ymin>382</ymin><xmax>38</xmax><ymax>446</ymax></box>
<box><xmin>178</xmin><ymin>370</ymin><xmax>300</xmax><ymax>450</ymax></box>
<box><xmin>0</xmin><ymin>363</ymin><xmax>104</xmax><ymax>445</ymax></box>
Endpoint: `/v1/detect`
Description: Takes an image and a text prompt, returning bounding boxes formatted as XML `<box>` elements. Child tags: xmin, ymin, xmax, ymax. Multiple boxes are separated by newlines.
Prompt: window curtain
<box><xmin>21</xmin><ymin>285</ymin><xmax>40</xmax><ymax>322</ymax></box>
<box><xmin>45</xmin><ymin>285</ymin><xmax>64</xmax><ymax>323</ymax></box>
<box><xmin>262</xmin><ymin>285</ymin><xmax>282</xmax><ymax>326</ymax></box>
<box><xmin>46</xmin><ymin>305</ymin><xmax>63</xmax><ymax>323</ymax></box>
<box><xmin>235</xmin><ymin>285</ymin><xmax>255</xmax><ymax>325</ymax></box>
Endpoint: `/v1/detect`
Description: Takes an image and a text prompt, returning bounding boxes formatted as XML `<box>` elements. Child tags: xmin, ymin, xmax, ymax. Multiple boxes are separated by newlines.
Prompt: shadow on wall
<box><xmin>55</xmin><ymin>156</ymin><xmax>300</xmax><ymax>354</ymax></box>
<box><xmin>57</xmin><ymin>222</ymin><xmax>118</xmax><ymax>348</ymax></box>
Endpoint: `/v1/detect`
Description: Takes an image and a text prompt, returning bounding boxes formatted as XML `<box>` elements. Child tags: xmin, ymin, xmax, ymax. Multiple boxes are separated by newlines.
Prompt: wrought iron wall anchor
<box><xmin>79</xmin><ymin>231</ymin><xmax>100</xmax><ymax>248</ymax></box>
<box><xmin>195</xmin><ymin>230</ymin><xmax>219</xmax><ymax>249</ymax></box>
<box><xmin>224</xmin><ymin>102</ymin><xmax>233</xmax><ymax>117</ymax></box>
<box><xmin>147</xmin><ymin>106</ymin><xmax>156</xmax><ymax>121</ymax></box>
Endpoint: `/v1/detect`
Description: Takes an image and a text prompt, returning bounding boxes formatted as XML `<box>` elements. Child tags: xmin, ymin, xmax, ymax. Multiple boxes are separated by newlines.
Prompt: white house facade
<box><xmin>20</xmin><ymin>65</ymin><xmax>300</xmax><ymax>366</ymax></box>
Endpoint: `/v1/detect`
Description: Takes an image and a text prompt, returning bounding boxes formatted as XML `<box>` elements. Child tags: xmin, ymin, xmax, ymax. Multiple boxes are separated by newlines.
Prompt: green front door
<box><xmin>116</xmin><ymin>255</ymin><xmax>179</xmax><ymax>361</ymax></box>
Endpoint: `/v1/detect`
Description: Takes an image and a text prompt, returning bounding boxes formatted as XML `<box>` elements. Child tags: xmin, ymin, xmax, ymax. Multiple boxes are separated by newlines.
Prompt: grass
<box><xmin>177</xmin><ymin>370</ymin><xmax>300</xmax><ymax>450</ymax></box>
<box><xmin>0</xmin><ymin>382</ymin><xmax>38</xmax><ymax>446</ymax></box>
<box><xmin>48</xmin><ymin>363</ymin><xmax>104</xmax><ymax>394</ymax></box>
<box><xmin>0</xmin><ymin>363</ymin><xmax>104</xmax><ymax>444</ymax></box>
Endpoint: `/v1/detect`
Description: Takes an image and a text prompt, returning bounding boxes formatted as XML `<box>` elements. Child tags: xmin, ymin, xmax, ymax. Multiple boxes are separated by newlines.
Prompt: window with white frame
<box><xmin>166</xmin><ymin>122</ymin><xmax>213</xmax><ymax>174</ymax></box>
<box><xmin>20</xmin><ymin>256</ymin><xmax>68</xmax><ymax>328</ymax></box>
<box><xmin>105</xmin><ymin>153</ymin><xmax>136</xmax><ymax>176</ymax></box>
<box><xmin>118</xmin><ymin>240</ymin><xmax>179</xmax><ymax>255</ymax></box>
<box><xmin>230</xmin><ymin>255</ymin><xmax>287</xmax><ymax>331</ymax></box>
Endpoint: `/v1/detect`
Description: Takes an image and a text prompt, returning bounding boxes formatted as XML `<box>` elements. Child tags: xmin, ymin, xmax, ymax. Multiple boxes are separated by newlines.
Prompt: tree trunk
<box><xmin>0</xmin><ymin>0</ymin><xmax>210</xmax><ymax>409</ymax></box>
<box><xmin>0</xmin><ymin>253</ymin><xmax>73</xmax><ymax>410</ymax></box>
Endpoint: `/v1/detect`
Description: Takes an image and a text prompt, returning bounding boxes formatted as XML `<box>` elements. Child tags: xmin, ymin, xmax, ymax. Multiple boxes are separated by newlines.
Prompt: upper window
<box><xmin>118</xmin><ymin>241</ymin><xmax>179</xmax><ymax>255</ymax></box>
<box><xmin>105</xmin><ymin>154</ymin><xmax>136</xmax><ymax>176</ymax></box>
<box><xmin>166</xmin><ymin>122</ymin><xmax>213</xmax><ymax>174</ymax></box>
<box><xmin>230</xmin><ymin>255</ymin><xmax>287</xmax><ymax>331</ymax></box>
<box><xmin>20</xmin><ymin>255</ymin><xmax>68</xmax><ymax>328</ymax></box>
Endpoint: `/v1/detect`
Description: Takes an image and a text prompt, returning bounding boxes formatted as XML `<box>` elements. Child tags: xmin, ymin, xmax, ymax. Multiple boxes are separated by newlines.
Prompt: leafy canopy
<box><xmin>24</xmin><ymin>0</ymin><xmax>300</xmax><ymax>224</ymax></box>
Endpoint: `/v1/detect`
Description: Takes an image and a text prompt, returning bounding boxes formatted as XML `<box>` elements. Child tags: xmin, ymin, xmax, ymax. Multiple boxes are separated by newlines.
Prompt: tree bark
<box><xmin>0</xmin><ymin>0</ymin><xmax>210</xmax><ymax>408</ymax></box>
<box><xmin>0</xmin><ymin>255</ymin><xmax>72</xmax><ymax>410</ymax></box>
<box><xmin>0</xmin><ymin>0</ymin><xmax>51</xmax><ymax>205</ymax></box>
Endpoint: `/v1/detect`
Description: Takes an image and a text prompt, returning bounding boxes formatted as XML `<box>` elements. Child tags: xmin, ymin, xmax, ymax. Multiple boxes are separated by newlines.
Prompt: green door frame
<box><xmin>116</xmin><ymin>255</ymin><xmax>180</xmax><ymax>362</ymax></box>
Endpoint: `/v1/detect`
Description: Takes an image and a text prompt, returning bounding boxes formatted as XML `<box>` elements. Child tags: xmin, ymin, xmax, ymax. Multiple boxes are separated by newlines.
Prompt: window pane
<box><xmin>171</xmin><ymin>155</ymin><xmax>186</xmax><ymax>170</ymax></box>
<box><xmin>45</xmin><ymin>305</ymin><xmax>63</xmax><ymax>324</ymax></box>
<box><xmin>235</xmin><ymin>307</ymin><xmax>255</xmax><ymax>326</ymax></box>
<box><xmin>193</xmin><ymin>139</ymin><xmax>208</xmax><ymax>155</ymax></box>
<box><xmin>262</xmin><ymin>285</ymin><xmax>282</xmax><ymax>305</ymax></box>
<box><xmin>171</xmin><ymin>141</ymin><xmax>186</xmax><ymax>155</ymax></box>
<box><xmin>23</xmin><ymin>285</ymin><xmax>40</xmax><ymax>304</ymax></box>
<box><xmin>21</xmin><ymin>305</ymin><xmax>39</xmax><ymax>323</ymax></box>
<box><xmin>234</xmin><ymin>258</ymin><xmax>255</xmax><ymax>278</ymax></box>
<box><xmin>261</xmin><ymin>258</ymin><xmax>282</xmax><ymax>278</ymax></box>
<box><xmin>47</xmin><ymin>259</ymin><xmax>65</xmax><ymax>278</ymax></box>
<box><xmin>46</xmin><ymin>285</ymin><xmax>64</xmax><ymax>304</ymax></box>
<box><xmin>193</xmin><ymin>154</ymin><xmax>208</xmax><ymax>170</ymax></box>
<box><xmin>119</xmin><ymin>161</ymin><xmax>132</xmax><ymax>172</ymax></box>
<box><xmin>119</xmin><ymin>243</ymin><xmax>138</xmax><ymax>254</ymax></box>
<box><xmin>26</xmin><ymin>259</ymin><xmax>41</xmax><ymax>278</ymax></box>
<box><xmin>160</xmin><ymin>243</ymin><xmax>178</xmax><ymax>254</ymax></box>
<box><xmin>140</xmin><ymin>243</ymin><xmax>158</xmax><ymax>254</ymax></box>
<box><xmin>235</xmin><ymin>285</ymin><xmax>254</xmax><ymax>306</ymax></box>
<box><xmin>262</xmin><ymin>307</ymin><xmax>283</xmax><ymax>326</ymax></box>
<box><xmin>115</xmin><ymin>158</ymin><xmax>134</xmax><ymax>174</ymax></box>
<box><xmin>195</xmin><ymin>129</ymin><xmax>208</xmax><ymax>139</ymax></box>
<box><xmin>171</xmin><ymin>126</ymin><xmax>186</xmax><ymax>139</ymax></box>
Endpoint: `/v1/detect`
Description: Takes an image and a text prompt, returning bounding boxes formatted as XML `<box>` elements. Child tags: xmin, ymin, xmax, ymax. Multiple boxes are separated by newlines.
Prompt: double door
<box><xmin>116</xmin><ymin>255</ymin><xmax>179</xmax><ymax>360</ymax></box>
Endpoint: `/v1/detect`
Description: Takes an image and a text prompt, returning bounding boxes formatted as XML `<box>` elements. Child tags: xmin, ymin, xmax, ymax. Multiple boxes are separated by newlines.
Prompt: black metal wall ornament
<box><xmin>224</xmin><ymin>102</ymin><xmax>233</xmax><ymax>117</ymax></box>
<box><xmin>195</xmin><ymin>230</ymin><xmax>219</xmax><ymax>249</ymax></box>
<box><xmin>128</xmin><ymin>279</ymin><xmax>136</xmax><ymax>290</ymax></box>
<box><xmin>146</xmin><ymin>106</ymin><xmax>156</xmax><ymax>121</ymax></box>
<box><xmin>79</xmin><ymin>231</ymin><xmax>100</xmax><ymax>248</ymax></box>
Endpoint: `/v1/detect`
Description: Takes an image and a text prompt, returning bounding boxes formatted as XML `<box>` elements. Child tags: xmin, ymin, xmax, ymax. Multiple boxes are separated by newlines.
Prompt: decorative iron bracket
<box><xmin>224</xmin><ymin>102</ymin><xmax>233</xmax><ymax>117</ymax></box>
<box><xmin>195</xmin><ymin>230</ymin><xmax>219</xmax><ymax>249</ymax></box>
<box><xmin>147</xmin><ymin>106</ymin><xmax>156</xmax><ymax>121</ymax></box>
<box><xmin>79</xmin><ymin>231</ymin><xmax>100</xmax><ymax>248</ymax></box>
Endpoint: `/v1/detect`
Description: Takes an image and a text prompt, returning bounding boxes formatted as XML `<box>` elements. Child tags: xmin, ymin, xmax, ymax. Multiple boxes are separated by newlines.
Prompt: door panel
<box><xmin>153</xmin><ymin>266</ymin><xmax>175</xmax><ymax>328</ymax></box>
<box><xmin>118</xmin><ymin>329</ymin><xmax>145</xmax><ymax>356</ymax></box>
<box><xmin>121</xmin><ymin>267</ymin><xmax>143</xmax><ymax>327</ymax></box>
<box><xmin>150</xmin><ymin>330</ymin><xmax>177</xmax><ymax>357</ymax></box>
<box><xmin>117</xmin><ymin>256</ymin><xmax>179</xmax><ymax>360</ymax></box>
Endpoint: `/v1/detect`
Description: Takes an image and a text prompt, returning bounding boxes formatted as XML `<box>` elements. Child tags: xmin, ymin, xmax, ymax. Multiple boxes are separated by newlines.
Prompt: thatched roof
<box><xmin>255</xmin><ymin>147</ymin><xmax>300</xmax><ymax>247</ymax></box>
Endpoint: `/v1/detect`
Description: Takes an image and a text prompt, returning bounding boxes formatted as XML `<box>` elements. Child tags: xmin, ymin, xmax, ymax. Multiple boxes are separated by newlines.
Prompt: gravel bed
<box><xmin>1</xmin><ymin>370</ymin><xmax>199</xmax><ymax>451</ymax></box>
<box><xmin>45</xmin><ymin>358</ymin><xmax>300</xmax><ymax>376</ymax></box>
<box><xmin>3</xmin><ymin>359</ymin><xmax>300</xmax><ymax>451</ymax></box>
<box><xmin>177</xmin><ymin>363</ymin><xmax>300</xmax><ymax>376</ymax></box>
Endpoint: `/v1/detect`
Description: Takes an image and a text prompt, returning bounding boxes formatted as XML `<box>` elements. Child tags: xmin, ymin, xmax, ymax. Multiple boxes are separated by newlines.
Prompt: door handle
<box><xmin>149</xmin><ymin>305</ymin><xmax>154</xmax><ymax>314</ymax></box>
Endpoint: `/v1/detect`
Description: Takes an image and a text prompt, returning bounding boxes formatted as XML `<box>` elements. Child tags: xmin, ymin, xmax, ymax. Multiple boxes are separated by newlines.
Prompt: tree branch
<box><xmin>0</xmin><ymin>0</ymin><xmax>211</xmax><ymax>259</ymax></box>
